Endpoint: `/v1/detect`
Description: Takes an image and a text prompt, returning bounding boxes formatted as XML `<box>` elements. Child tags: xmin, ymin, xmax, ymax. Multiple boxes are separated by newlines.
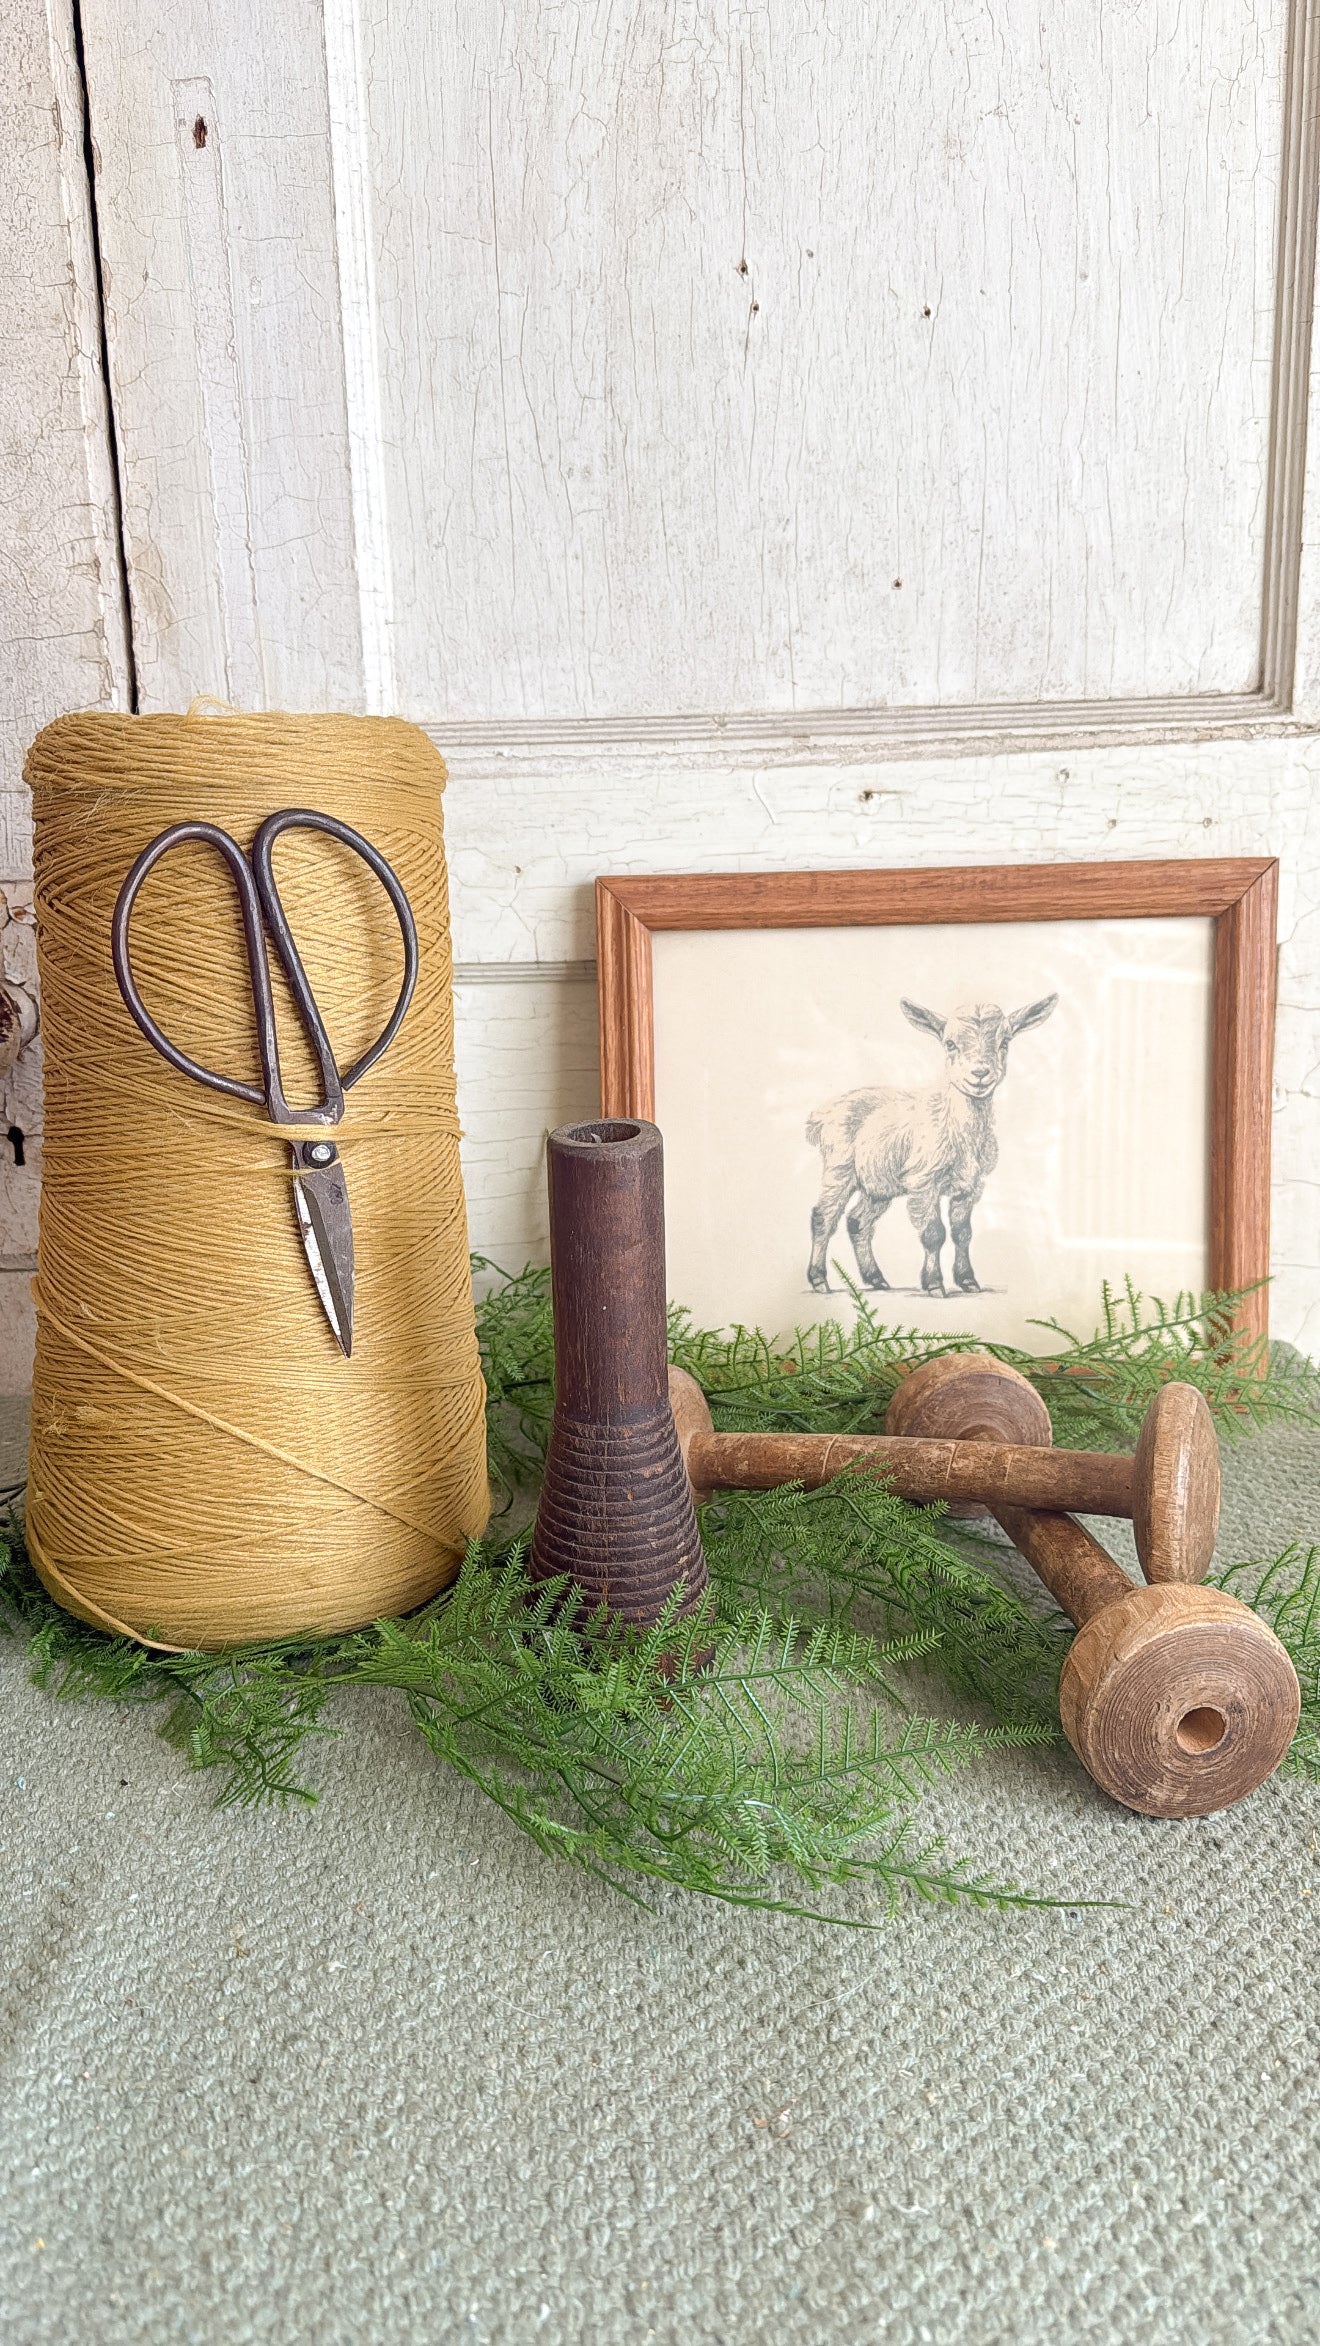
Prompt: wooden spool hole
<box><xmin>1175</xmin><ymin>1704</ymin><xmax>1228</xmax><ymax>1754</ymax></box>
<box><xmin>572</xmin><ymin>1118</ymin><xmax>643</xmax><ymax>1144</ymax></box>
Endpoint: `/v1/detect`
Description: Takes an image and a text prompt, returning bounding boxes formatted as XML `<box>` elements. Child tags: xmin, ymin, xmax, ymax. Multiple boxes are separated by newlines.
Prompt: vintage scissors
<box><xmin>111</xmin><ymin>807</ymin><xmax>419</xmax><ymax>1358</ymax></box>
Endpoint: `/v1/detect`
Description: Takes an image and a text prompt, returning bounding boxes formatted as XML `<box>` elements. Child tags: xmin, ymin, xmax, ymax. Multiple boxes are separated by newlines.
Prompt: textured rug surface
<box><xmin>0</xmin><ymin>1399</ymin><xmax>1317</xmax><ymax>2346</ymax></box>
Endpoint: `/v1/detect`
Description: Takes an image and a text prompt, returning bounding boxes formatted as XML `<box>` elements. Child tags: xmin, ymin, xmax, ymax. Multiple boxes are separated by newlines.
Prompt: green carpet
<box><xmin>0</xmin><ymin>1401</ymin><xmax>1317</xmax><ymax>2346</ymax></box>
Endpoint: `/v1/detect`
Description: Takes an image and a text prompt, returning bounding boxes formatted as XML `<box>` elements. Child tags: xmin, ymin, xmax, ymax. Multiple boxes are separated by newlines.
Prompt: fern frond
<box><xmin>2</xmin><ymin>1262</ymin><xmax>1315</xmax><ymax>1925</ymax></box>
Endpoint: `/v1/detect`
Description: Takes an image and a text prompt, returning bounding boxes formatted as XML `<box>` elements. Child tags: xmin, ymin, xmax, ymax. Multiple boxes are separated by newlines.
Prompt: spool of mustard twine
<box><xmin>22</xmin><ymin>710</ymin><xmax>489</xmax><ymax>1650</ymax></box>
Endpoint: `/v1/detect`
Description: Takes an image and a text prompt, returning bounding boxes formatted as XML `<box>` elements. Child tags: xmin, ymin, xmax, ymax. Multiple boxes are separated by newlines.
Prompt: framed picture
<box><xmin>596</xmin><ymin>860</ymin><xmax>1278</xmax><ymax>1350</ymax></box>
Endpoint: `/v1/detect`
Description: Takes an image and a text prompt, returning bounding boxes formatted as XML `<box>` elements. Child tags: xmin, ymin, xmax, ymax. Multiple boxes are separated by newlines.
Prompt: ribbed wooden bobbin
<box><xmin>529</xmin><ymin>1118</ymin><xmax>708</xmax><ymax>1628</ymax></box>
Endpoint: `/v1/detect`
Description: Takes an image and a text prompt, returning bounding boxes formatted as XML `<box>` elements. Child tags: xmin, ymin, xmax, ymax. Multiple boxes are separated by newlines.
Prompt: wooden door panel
<box><xmin>79</xmin><ymin>0</ymin><xmax>1318</xmax><ymax>733</ymax></box>
<box><xmin>76</xmin><ymin>0</ymin><xmax>364</xmax><ymax>712</ymax></box>
<box><xmin>67</xmin><ymin>0</ymin><xmax>1320</xmax><ymax>1345</ymax></box>
<box><xmin>367</xmin><ymin>0</ymin><xmax>1289</xmax><ymax>717</ymax></box>
<box><xmin>0</xmin><ymin>0</ymin><xmax>132</xmax><ymax>1390</ymax></box>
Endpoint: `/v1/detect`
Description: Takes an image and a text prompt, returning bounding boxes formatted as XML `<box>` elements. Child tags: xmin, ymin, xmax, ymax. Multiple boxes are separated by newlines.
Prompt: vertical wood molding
<box><xmin>1262</xmin><ymin>0</ymin><xmax>1320</xmax><ymax>706</ymax></box>
<box><xmin>43</xmin><ymin>0</ymin><xmax>132</xmax><ymax>712</ymax></box>
<box><xmin>78</xmin><ymin>0</ymin><xmax>367</xmax><ymax>711</ymax></box>
<box><xmin>0</xmin><ymin>0</ymin><xmax>133</xmax><ymax>1385</ymax></box>
<box><xmin>1209</xmin><ymin>862</ymin><xmax>1279</xmax><ymax>1341</ymax></box>
<box><xmin>322</xmin><ymin>0</ymin><xmax>396</xmax><ymax>714</ymax></box>
<box><xmin>596</xmin><ymin>881</ymin><xmax>653</xmax><ymax>1120</ymax></box>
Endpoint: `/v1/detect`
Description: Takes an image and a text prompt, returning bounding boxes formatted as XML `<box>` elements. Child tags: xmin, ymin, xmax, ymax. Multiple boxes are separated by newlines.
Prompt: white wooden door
<box><xmin>11</xmin><ymin>0</ymin><xmax>1320</xmax><ymax>1355</ymax></box>
<box><xmin>0</xmin><ymin>0</ymin><xmax>131</xmax><ymax>1386</ymax></box>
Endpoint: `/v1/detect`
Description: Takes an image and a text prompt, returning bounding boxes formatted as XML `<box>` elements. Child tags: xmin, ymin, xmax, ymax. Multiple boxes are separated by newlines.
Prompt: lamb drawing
<box><xmin>805</xmin><ymin>993</ymin><xmax>1058</xmax><ymax>1296</ymax></box>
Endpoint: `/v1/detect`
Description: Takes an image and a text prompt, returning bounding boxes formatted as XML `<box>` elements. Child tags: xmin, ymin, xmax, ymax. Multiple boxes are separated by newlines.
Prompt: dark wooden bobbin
<box><xmin>885</xmin><ymin>1354</ymin><xmax>1300</xmax><ymax>1820</ymax></box>
<box><xmin>529</xmin><ymin>1118</ymin><xmax>708</xmax><ymax>1632</ymax></box>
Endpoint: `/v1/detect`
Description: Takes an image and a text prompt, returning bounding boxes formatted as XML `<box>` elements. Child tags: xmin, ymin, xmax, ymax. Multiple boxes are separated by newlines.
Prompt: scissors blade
<box><xmin>289</xmin><ymin>1145</ymin><xmax>355</xmax><ymax>1356</ymax></box>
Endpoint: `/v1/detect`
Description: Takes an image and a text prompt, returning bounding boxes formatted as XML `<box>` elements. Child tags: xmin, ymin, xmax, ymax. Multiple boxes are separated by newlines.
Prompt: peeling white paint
<box><xmin>0</xmin><ymin>0</ymin><xmax>130</xmax><ymax>1390</ymax></box>
<box><xmin>23</xmin><ymin>0</ymin><xmax>1320</xmax><ymax>1376</ymax></box>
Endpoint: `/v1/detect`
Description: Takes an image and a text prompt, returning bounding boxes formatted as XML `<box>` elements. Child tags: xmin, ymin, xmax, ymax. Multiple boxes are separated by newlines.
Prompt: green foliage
<box><xmin>1</xmin><ymin>1264</ymin><xmax>1317</xmax><ymax>1924</ymax></box>
<box><xmin>1010</xmin><ymin>1281</ymin><xmax>1320</xmax><ymax>1450</ymax></box>
<box><xmin>350</xmin><ymin>1554</ymin><xmax>1056</xmax><ymax>1917</ymax></box>
<box><xmin>703</xmin><ymin>1475</ymin><xmax>1071</xmax><ymax>1732</ymax></box>
<box><xmin>480</xmin><ymin>1259</ymin><xmax>1320</xmax><ymax>1460</ymax></box>
<box><xmin>12</xmin><ymin>1559</ymin><xmax>342</xmax><ymax>1806</ymax></box>
<box><xmin>472</xmin><ymin>1257</ymin><xmax>556</xmax><ymax>1505</ymax></box>
<box><xmin>671</xmin><ymin>1272</ymin><xmax>1320</xmax><ymax>1452</ymax></box>
<box><xmin>0</xmin><ymin>1507</ymin><xmax>1058</xmax><ymax>1919</ymax></box>
<box><xmin>1218</xmin><ymin>1543</ymin><xmax>1320</xmax><ymax>1782</ymax></box>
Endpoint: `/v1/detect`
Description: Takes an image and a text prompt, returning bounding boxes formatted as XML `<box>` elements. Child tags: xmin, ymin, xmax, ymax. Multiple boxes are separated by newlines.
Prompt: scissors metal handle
<box><xmin>111</xmin><ymin>808</ymin><xmax>419</xmax><ymax>1126</ymax></box>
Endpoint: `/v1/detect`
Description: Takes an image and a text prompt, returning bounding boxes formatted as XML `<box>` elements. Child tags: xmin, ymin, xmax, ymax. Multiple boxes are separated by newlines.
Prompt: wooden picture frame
<box><xmin>596</xmin><ymin>859</ymin><xmax>1278</xmax><ymax>1343</ymax></box>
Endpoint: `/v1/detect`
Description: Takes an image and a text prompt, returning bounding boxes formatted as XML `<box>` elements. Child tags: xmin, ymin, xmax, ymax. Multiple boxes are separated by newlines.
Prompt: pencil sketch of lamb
<box><xmin>806</xmin><ymin>993</ymin><xmax>1058</xmax><ymax>1296</ymax></box>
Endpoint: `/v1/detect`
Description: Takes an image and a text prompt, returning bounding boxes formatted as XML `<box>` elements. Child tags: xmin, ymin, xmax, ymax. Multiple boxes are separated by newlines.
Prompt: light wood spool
<box><xmin>1058</xmin><ymin>1583</ymin><xmax>1300</xmax><ymax>1819</ymax></box>
<box><xmin>1131</xmin><ymin>1383</ymin><xmax>1222</xmax><ymax>1584</ymax></box>
<box><xmin>670</xmin><ymin>1354</ymin><xmax>1298</xmax><ymax>1817</ymax></box>
<box><xmin>885</xmin><ymin>1358</ymin><xmax>1296</xmax><ymax>1817</ymax></box>
<box><xmin>666</xmin><ymin>1354</ymin><xmax>1218</xmax><ymax>1582</ymax></box>
<box><xmin>885</xmin><ymin>1355</ymin><xmax>1220</xmax><ymax>1581</ymax></box>
<box><xmin>675</xmin><ymin>1418</ymin><xmax>1133</xmax><ymax>1512</ymax></box>
<box><xmin>886</xmin><ymin>1350</ymin><xmax>1053</xmax><ymax>1520</ymax></box>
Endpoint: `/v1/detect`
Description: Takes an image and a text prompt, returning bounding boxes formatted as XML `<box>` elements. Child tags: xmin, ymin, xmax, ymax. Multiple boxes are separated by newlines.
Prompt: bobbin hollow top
<box><xmin>545</xmin><ymin>1118</ymin><xmax>670</xmax><ymax>1420</ymax></box>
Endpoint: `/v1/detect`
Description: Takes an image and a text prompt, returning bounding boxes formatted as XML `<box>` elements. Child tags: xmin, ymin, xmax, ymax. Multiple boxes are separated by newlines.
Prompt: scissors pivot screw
<box><xmin>306</xmin><ymin>1141</ymin><xmax>337</xmax><ymax>1167</ymax></box>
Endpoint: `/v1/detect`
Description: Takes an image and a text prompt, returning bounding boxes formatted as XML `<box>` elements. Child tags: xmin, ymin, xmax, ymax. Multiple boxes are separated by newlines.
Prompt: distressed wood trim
<box><xmin>432</xmin><ymin>698</ymin><xmax>1310</xmax><ymax>776</ymax></box>
<box><xmin>47</xmin><ymin>0</ymin><xmax>134</xmax><ymax>714</ymax></box>
<box><xmin>171</xmin><ymin>75</ymin><xmax>262</xmax><ymax>708</ymax></box>
<box><xmin>1209</xmin><ymin>863</ymin><xmax>1279</xmax><ymax>1342</ymax></box>
<box><xmin>597</xmin><ymin>858</ymin><xmax>1278</xmax><ymax>1339</ymax></box>
<box><xmin>452</xmin><ymin>959</ymin><xmax>597</xmax><ymax>984</ymax></box>
<box><xmin>596</xmin><ymin>879</ymin><xmax>655</xmax><ymax>1121</ymax></box>
<box><xmin>323</xmin><ymin>0</ymin><xmax>396</xmax><ymax>712</ymax></box>
<box><xmin>1262</xmin><ymin>0</ymin><xmax>1320</xmax><ymax>705</ymax></box>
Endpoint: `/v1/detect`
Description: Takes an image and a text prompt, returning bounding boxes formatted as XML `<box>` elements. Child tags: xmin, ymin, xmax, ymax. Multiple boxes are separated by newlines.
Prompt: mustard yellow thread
<box><xmin>23</xmin><ymin>711</ymin><xmax>489</xmax><ymax>1650</ymax></box>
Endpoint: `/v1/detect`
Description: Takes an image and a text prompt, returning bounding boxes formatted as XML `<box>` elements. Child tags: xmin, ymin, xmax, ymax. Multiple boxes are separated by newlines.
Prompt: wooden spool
<box><xmin>668</xmin><ymin>1351</ymin><xmax>1299</xmax><ymax>1817</ymax></box>
<box><xmin>1057</xmin><ymin>1576</ymin><xmax>1301</xmax><ymax>1821</ymax></box>
<box><xmin>530</xmin><ymin>1118</ymin><xmax>1296</xmax><ymax>1814</ymax></box>
<box><xmin>887</xmin><ymin>1351</ymin><xmax>1054</xmax><ymax>1446</ymax></box>
<box><xmin>891</xmin><ymin>1357</ymin><xmax>1299</xmax><ymax>1818</ymax></box>
<box><xmin>886</xmin><ymin>1351</ymin><xmax>1052</xmax><ymax>1520</ymax></box>
<box><xmin>529</xmin><ymin>1119</ymin><xmax>708</xmax><ymax>1630</ymax></box>
<box><xmin>668</xmin><ymin>1352</ymin><xmax>1221</xmax><ymax>1581</ymax></box>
